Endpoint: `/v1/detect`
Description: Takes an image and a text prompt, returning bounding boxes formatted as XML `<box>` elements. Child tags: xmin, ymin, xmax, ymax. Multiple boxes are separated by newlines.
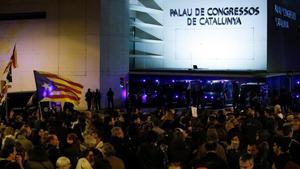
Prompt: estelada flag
<box><xmin>33</xmin><ymin>70</ymin><xmax>84</xmax><ymax>105</ymax></box>
<box><xmin>0</xmin><ymin>45</ymin><xmax>17</xmax><ymax>105</ymax></box>
<box><xmin>3</xmin><ymin>44</ymin><xmax>17</xmax><ymax>74</ymax></box>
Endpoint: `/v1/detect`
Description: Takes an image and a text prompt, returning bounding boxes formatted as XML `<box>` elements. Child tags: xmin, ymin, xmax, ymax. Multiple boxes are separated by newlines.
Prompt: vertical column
<box><xmin>100</xmin><ymin>0</ymin><xmax>129</xmax><ymax>108</ymax></box>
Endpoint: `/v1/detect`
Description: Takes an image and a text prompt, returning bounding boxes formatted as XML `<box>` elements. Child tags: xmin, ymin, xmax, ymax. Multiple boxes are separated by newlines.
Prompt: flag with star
<box><xmin>33</xmin><ymin>70</ymin><xmax>84</xmax><ymax>105</ymax></box>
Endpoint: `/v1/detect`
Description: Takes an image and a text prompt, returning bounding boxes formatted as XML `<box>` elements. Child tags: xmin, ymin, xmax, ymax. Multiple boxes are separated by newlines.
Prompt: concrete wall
<box><xmin>0</xmin><ymin>0</ymin><xmax>100</xmax><ymax>109</ymax></box>
<box><xmin>100</xmin><ymin>0</ymin><xmax>129</xmax><ymax>108</ymax></box>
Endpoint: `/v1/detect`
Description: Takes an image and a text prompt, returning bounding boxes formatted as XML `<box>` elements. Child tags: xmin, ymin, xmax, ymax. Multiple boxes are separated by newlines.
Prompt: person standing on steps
<box><xmin>85</xmin><ymin>88</ymin><xmax>93</xmax><ymax>111</ymax></box>
<box><xmin>107</xmin><ymin>88</ymin><xmax>114</xmax><ymax>109</ymax></box>
<box><xmin>94</xmin><ymin>89</ymin><xmax>101</xmax><ymax>111</ymax></box>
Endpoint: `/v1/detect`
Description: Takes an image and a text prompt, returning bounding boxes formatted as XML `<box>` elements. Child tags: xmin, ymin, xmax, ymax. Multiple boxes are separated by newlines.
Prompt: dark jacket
<box><xmin>26</xmin><ymin>161</ymin><xmax>54</xmax><ymax>169</ymax></box>
<box><xmin>0</xmin><ymin>160</ymin><xmax>22</xmax><ymax>169</ymax></box>
<box><xmin>136</xmin><ymin>142</ymin><xmax>164</xmax><ymax>169</ymax></box>
<box><xmin>46</xmin><ymin>144</ymin><xmax>61</xmax><ymax>167</ymax></box>
<box><xmin>195</xmin><ymin>152</ymin><xmax>229</xmax><ymax>169</ymax></box>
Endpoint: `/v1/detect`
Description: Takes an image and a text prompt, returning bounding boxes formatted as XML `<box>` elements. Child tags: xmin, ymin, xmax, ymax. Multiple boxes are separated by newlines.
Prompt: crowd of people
<box><xmin>0</xmin><ymin>90</ymin><xmax>299</xmax><ymax>169</ymax></box>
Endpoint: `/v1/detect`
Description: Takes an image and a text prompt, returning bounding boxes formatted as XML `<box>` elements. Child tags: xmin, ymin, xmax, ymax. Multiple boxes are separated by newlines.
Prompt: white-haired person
<box><xmin>75</xmin><ymin>158</ymin><xmax>93</xmax><ymax>169</ymax></box>
<box><xmin>56</xmin><ymin>156</ymin><xmax>71</xmax><ymax>169</ymax></box>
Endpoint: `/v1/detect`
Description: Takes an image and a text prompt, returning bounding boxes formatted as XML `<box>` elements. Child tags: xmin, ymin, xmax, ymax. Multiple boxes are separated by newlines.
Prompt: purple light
<box><xmin>185</xmin><ymin>80</ymin><xmax>189</xmax><ymax>83</ymax></box>
<box><xmin>172</xmin><ymin>80</ymin><xmax>175</xmax><ymax>83</ymax></box>
<box><xmin>155</xmin><ymin>79</ymin><xmax>159</xmax><ymax>83</ymax></box>
<box><xmin>297</xmin><ymin>81</ymin><xmax>300</xmax><ymax>85</ymax></box>
<box><xmin>48</xmin><ymin>86</ymin><xmax>53</xmax><ymax>92</ymax></box>
<box><xmin>297</xmin><ymin>95</ymin><xmax>300</xmax><ymax>98</ymax></box>
<box><xmin>43</xmin><ymin>91</ymin><xmax>47</xmax><ymax>97</ymax></box>
<box><xmin>175</xmin><ymin>95</ymin><xmax>179</xmax><ymax>99</ymax></box>
<box><xmin>142</xmin><ymin>94</ymin><xmax>147</xmax><ymax>103</ymax></box>
<box><xmin>207</xmin><ymin>80</ymin><xmax>211</xmax><ymax>83</ymax></box>
<box><xmin>211</xmin><ymin>96</ymin><xmax>214</xmax><ymax>99</ymax></box>
<box><xmin>122</xmin><ymin>89</ymin><xmax>127</xmax><ymax>99</ymax></box>
<box><xmin>204</xmin><ymin>96</ymin><xmax>208</xmax><ymax>99</ymax></box>
<box><xmin>142</xmin><ymin>79</ymin><xmax>146</xmax><ymax>83</ymax></box>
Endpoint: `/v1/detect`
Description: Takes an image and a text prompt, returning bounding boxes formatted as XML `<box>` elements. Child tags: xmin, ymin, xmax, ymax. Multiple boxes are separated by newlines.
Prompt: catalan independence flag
<box><xmin>0</xmin><ymin>44</ymin><xmax>17</xmax><ymax>105</ymax></box>
<box><xmin>3</xmin><ymin>44</ymin><xmax>17</xmax><ymax>74</ymax></box>
<box><xmin>33</xmin><ymin>70</ymin><xmax>83</xmax><ymax>105</ymax></box>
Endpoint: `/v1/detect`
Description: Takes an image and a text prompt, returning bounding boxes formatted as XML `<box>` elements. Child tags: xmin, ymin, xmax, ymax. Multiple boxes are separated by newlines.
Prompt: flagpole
<box><xmin>5</xmin><ymin>95</ymin><xmax>8</xmax><ymax>120</ymax></box>
<box><xmin>49</xmin><ymin>101</ymin><xmax>52</xmax><ymax>114</ymax></box>
<box><xmin>38</xmin><ymin>101</ymin><xmax>43</xmax><ymax>121</ymax></box>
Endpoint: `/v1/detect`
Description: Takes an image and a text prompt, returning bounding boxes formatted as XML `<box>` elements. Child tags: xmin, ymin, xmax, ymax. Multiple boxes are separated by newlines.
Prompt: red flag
<box><xmin>3</xmin><ymin>44</ymin><xmax>17</xmax><ymax>74</ymax></box>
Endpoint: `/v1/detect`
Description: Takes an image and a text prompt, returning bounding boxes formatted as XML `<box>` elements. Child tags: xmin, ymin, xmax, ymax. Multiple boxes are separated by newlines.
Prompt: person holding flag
<box><xmin>0</xmin><ymin>44</ymin><xmax>17</xmax><ymax>105</ymax></box>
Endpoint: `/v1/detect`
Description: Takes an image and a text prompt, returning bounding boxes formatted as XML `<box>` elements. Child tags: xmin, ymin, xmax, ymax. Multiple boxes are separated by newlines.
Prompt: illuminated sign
<box><xmin>274</xmin><ymin>4</ymin><xmax>296</xmax><ymax>29</ymax></box>
<box><xmin>163</xmin><ymin>0</ymin><xmax>267</xmax><ymax>70</ymax></box>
